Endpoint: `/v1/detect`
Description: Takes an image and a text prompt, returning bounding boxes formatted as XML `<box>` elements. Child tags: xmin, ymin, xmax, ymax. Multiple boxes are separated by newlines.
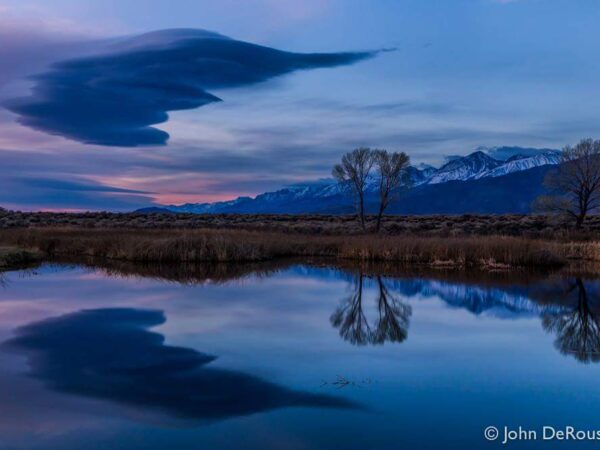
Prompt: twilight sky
<box><xmin>2</xmin><ymin>0</ymin><xmax>600</xmax><ymax>211</ymax></box>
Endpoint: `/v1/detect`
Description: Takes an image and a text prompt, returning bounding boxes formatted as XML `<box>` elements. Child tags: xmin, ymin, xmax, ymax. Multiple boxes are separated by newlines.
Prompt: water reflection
<box><xmin>330</xmin><ymin>274</ymin><xmax>411</xmax><ymax>346</ymax></box>
<box><xmin>326</xmin><ymin>266</ymin><xmax>600</xmax><ymax>364</ymax></box>
<box><xmin>3</xmin><ymin>308</ymin><xmax>355</xmax><ymax>424</ymax></box>
<box><xmin>541</xmin><ymin>279</ymin><xmax>600</xmax><ymax>364</ymax></box>
<box><xmin>4</xmin><ymin>262</ymin><xmax>600</xmax><ymax>449</ymax></box>
<box><xmin>4</xmin><ymin>260</ymin><xmax>600</xmax><ymax>362</ymax></box>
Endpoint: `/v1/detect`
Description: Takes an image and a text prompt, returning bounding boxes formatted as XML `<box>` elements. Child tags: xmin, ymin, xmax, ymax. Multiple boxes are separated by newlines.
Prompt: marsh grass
<box><xmin>0</xmin><ymin>227</ymin><xmax>591</xmax><ymax>269</ymax></box>
<box><xmin>0</xmin><ymin>246</ymin><xmax>42</xmax><ymax>269</ymax></box>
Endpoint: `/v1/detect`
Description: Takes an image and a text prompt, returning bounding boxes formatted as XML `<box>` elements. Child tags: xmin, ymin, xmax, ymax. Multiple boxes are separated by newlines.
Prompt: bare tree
<box><xmin>332</xmin><ymin>148</ymin><xmax>375</xmax><ymax>231</ymax></box>
<box><xmin>534</xmin><ymin>138</ymin><xmax>600</xmax><ymax>228</ymax></box>
<box><xmin>373</xmin><ymin>150</ymin><xmax>410</xmax><ymax>232</ymax></box>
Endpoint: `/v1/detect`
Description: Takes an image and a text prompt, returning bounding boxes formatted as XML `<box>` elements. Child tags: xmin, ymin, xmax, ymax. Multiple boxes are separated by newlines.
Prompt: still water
<box><xmin>0</xmin><ymin>262</ymin><xmax>599</xmax><ymax>450</ymax></box>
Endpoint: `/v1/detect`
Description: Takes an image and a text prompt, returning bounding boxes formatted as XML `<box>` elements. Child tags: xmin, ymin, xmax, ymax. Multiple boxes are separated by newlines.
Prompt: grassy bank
<box><xmin>0</xmin><ymin>246</ymin><xmax>42</xmax><ymax>270</ymax></box>
<box><xmin>1</xmin><ymin>227</ymin><xmax>595</xmax><ymax>270</ymax></box>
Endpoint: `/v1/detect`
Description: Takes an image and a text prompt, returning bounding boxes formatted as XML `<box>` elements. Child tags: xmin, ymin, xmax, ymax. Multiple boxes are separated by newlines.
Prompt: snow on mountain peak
<box><xmin>427</xmin><ymin>151</ymin><xmax>501</xmax><ymax>184</ymax></box>
<box><xmin>158</xmin><ymin>146</ymin><xmax>562</xmax><ymax>214</ymax></box>
<box><xmin>482</xmin><ymin>151</ymin><xmax>561</xmax><ymax>179</ymax></box>
<box><xmin>483</xmin><ymin>146</ymin><xmax>559</xmax><ymax>161</ymax></box>
<box><xmin>416</xmin><ymin>162</ymin><xmax>436</xmax><ymax>170</ymax></box>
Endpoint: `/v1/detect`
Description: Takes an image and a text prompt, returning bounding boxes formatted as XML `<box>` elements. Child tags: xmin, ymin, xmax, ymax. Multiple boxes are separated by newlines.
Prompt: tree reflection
<box><xmin>330</xmin><ymin>274</ymin><xmax>370</xmax><ymax>345</ymax></box>
<box><xmin>330</xmin><ymin>274</ymin><xmax>411</xmax><ymax>346</ymax></box>
<box><xmin>542</xmin><ymin>278</ymin><xmax>600</xmax><ymax>363</ymax></box>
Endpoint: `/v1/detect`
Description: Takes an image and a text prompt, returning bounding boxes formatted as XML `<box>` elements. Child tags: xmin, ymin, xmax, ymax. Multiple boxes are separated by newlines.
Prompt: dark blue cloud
<box><xmin>5</xmin><ymin>29</ymin><xmax>376</xmax><ymax>147</ymax></box>
<box><xmin>0</xmin><ymin>172</ymin><xmax>156</xmax><ymax>211</ymax></box>
<box><xmin>3</xmin><ymin>308</ymin><xmax>355</xmax><ymax>423</ymax></box>
<box><xmin>22</xmin><ymin>177</ymin><xmax>151</xmax><ymax>194</ymax></box>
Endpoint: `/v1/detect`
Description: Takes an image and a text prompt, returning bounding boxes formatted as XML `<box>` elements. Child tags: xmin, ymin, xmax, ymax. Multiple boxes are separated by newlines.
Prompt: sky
<box><xmin>2</xmin><ymin>0</ymin><xmax>600</xmax><ymax>211</ymax></box>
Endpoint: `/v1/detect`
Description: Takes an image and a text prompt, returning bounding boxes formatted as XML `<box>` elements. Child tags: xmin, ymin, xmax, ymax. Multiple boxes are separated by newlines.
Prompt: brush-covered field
<box><xmin>2</xmin><ymin>210</ymin><xmax>600</xmax><ymax>237</ymax></box>
<box><xmin>2</xmin><ymin>211</ymin><xmax>600</xmax><ymax>270</ymax></box>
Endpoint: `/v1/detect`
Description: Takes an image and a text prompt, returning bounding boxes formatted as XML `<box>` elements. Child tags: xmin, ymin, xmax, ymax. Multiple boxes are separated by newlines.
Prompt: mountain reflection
<box><xmin>8</xmin><ymin>260</ymin><xmax>600</xmax><ymax>364</ymax></box>
<box><xmin>328</xmin><ymin>267</ymin><xmax>600</xmax><ymax>363</ymax></box>
<box><xmin>541</xmin><ymin>279</ymin><xmax>600</xmax><ymax>364</ymax></box>
<box><xmin>3</xmin><ymin>308</ymin><xmax>355</xmax><ymax>423</ymax></box>
<box><xmin>330</xmin><ymin>274</ymin><xmax>412</xmax><ymax>346</ymax></box>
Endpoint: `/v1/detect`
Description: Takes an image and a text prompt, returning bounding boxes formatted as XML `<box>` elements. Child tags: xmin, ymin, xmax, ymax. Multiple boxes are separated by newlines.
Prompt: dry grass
<box><xmin>0</xmin><ymin>246</ymin><xmax>42</xmax><ymax>269</ymax></box>
<box><xmin>0</xmin><ymin>211</ymin><xmax>600</xmax><ymax>238</ymax></box>
<box><xmin>4</xmin><ymin>210</ymin><xmax>600</xmax><ymax>240</ymax></box>
<box><xmin>0</xmin><ymin>227</ymin><xmax>590</xmax><ymax>269</ymax></box>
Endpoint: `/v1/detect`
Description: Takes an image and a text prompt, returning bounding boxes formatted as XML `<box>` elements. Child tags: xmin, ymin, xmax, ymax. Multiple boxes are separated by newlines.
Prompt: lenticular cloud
<box><xmin>6</xmin><ymin>29</ymin><xmax>376</xmax><ymax>147</ymax></box>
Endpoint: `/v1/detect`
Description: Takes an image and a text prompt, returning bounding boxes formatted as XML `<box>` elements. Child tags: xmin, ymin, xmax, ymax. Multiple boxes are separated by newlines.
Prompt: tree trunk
<box><xmin>575</xmin><ymin>193</ymin><xmax>590</xmax><ymax>229</ymax></box>
<box><xmin>358</xmin><ymin>194</ymin><xmax>366</xmax><ymax>231</ymax></box>
<box><xmin>375</xmin><ymin>201</ymin><xmax>385</xmax><ymax>233</ymax></box>
<box><xmin>576</xmin><ymin>202</ymin><xmax>588</xmax><ymax>229</ymax></box>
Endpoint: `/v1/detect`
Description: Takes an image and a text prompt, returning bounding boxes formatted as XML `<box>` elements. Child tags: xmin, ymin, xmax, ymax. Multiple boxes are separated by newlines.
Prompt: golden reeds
<box><xmin>0</xmin><ymin>227</ymin><xmax>589</xmax><ymax>269</ymax></box>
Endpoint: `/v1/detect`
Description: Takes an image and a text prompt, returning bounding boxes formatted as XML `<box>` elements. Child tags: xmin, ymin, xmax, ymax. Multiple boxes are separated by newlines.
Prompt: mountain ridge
<box><xmin>140</xmin><ymin>146</ymin><xmax>561</xmax><ymax>215</ymax></box>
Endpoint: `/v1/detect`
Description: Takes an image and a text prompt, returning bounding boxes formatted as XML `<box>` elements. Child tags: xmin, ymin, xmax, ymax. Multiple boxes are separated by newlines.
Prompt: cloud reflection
<box><xmin>3</xmin><ymin>307</ymin><xmax>355</xmax><ymax>423</ymax></box>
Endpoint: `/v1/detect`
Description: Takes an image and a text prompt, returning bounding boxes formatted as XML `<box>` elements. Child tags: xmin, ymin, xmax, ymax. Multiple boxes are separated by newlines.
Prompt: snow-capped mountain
<box><xmin>141</xmin><ymin>146</ymin><xmax>561</xmax><ymax>215</ymax></box>
<box><xmin>480</xmin><ymin>152</ymin><xmax>561</xmax><ymax>179</ymax></box>
<box><xmin>406</xmin><ymin>164</ymin><xmax>436</xmax><ymax>186</ymax></box>
<box><xmin>389</xmin><ymin>278</ymin><xmax>569</xmax><ymax>317</ymax></box>
<box><xmin>167</xmin><ymin>196</ymin><xmax>253</xmax><ymax>214</ymax></box>
<box><xmin>426</xmin><ymin>151</ymin><xmax>501</xmax><ymax>184</ymax></box>
<box><xmin>424</xmin><ymin>149</ymin><xmax>559</xmax><ymax>185</ymax></box>
<box><xmin>480</xmin><ymin>145</ymin><xmax>559</xmax><ymax>161</ymax></box>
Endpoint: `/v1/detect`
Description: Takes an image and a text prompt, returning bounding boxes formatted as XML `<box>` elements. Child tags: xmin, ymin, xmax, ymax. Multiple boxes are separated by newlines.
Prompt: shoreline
<box><xmin>0</xmin><ymin>246</ymin><xmax>43</xmax><ymax>271</ymax></box>
<box><xmin>1</xmin><ymin>227</ymin><xmax>599</xmax><ymax>271</ymax></box>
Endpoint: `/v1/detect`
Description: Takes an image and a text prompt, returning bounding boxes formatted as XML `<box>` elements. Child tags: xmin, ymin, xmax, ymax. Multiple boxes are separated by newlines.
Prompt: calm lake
<box><xmin>0</xmin><ymin>262</ymin><xmax>599</xmax><ymax>449</ymax></box>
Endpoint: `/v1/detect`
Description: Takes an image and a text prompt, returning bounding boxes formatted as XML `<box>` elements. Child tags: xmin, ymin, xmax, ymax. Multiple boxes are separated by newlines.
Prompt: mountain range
<box><xmin>139</xmin><ymin>146</ymin><xmax>561</xmax><ymax>215</ymax></box>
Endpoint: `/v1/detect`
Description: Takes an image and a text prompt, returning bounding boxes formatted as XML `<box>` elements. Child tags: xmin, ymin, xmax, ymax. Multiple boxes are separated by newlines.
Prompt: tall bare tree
<box><xmin>373</xmin><ymin>150</ymin><xmax>410</xmax><ymax>232</ymax></box>
<box><xmin>534</xmin><ymin>138</ymin><xmax>600</xmax><ymax>228</ymax></box>
<box><xmin>332</xmin><ymin>147</ymin><xmax>375</xmax><ymax>231</ymax></box>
